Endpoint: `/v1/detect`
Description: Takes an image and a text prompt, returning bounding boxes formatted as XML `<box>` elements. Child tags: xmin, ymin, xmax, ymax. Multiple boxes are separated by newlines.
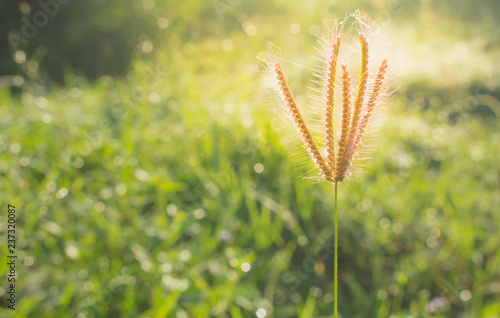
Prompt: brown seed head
<box><xmin>325</xmin><ymin>37</ymin><xmax>342</xmax><ymax>175</ymax></box>
<box><xmin>263</xmin><ymin>14</ymin><xmax>392</xmax><ymax>184</ymax></box>
<box><xmin>273</xmin><ymin>63</ymin><xmax>333</xmax><ymax>181</ymax></box>
<box><xmin>334</xmin><ymin>65</ymin><xmax>353</xmax><ymax>183</ymax></box>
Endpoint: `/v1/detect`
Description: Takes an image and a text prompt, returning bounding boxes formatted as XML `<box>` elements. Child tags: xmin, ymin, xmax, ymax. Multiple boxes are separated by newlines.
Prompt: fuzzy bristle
<box><xmin>354</xmin><ymin>59</ymin><xmax>388</xmax><ymax>148</ymax></box>
<box><xmin>335</xmin><ymin>34</ymin><xmax>370</xmax><ymax>183</ymax></box>
<box><xmin>334</xmin><ymin>65</ymin><xmax>352</xmax><ymax>183</ymax></box>
<box><xmin>325</xmin><ymin>37</ymin><xmax>342</xmax><ymax>175</ymax></box>
<box><xmin>348</xmin><ymin>35</ymin><xmax>369</xmax><ymax>148</ymax></box>
<box><xmin>262</xmin><ymin>13</ymin><xmax>393</xmax><ymax>184</ymax></box>
<box><xmin>273</xmin><ymin>63</ymin><xmax>333</xmax><ymax>181</ymax></box>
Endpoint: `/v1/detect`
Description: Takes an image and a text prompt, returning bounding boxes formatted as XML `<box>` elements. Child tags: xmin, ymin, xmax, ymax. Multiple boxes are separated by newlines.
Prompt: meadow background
<box><xmin>0</xmin><ymin>0</ymin><xmax>499</xmax><ymax>317</ymax></box>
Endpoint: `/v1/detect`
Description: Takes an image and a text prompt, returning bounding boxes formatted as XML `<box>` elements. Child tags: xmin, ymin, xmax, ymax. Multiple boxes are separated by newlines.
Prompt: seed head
<box><xmin>262</xmin><ymin>13</ymin><xmax>393</xmax><ymax>183</ymax></box>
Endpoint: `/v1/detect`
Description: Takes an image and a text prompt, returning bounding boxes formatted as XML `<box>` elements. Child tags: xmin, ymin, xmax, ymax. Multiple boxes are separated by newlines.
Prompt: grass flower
<box><xmin>261</xmin><ymin>12</ymin><xmax>394</xmax><ymax>317</ymax></box>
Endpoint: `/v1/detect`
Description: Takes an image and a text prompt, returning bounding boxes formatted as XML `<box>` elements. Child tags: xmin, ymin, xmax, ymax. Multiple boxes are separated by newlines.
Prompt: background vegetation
<box><xmin>1</xmin><ymin>0</ymin><xmax>499</xmax><ymax>317</ymax></box>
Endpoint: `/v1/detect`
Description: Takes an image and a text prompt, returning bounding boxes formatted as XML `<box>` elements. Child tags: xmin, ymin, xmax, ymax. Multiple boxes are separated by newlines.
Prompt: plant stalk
<box><xmin>334</xmin><ymin>182</ymin><xmax>338</xmax><ymax>318</ymax></box>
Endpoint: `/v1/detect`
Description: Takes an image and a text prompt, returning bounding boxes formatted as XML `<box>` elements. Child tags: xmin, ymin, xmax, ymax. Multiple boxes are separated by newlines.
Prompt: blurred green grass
<box><xmin>1</xmin><ymin>0</ymin><xmax>500</xmax><ymax>317</ymax></box>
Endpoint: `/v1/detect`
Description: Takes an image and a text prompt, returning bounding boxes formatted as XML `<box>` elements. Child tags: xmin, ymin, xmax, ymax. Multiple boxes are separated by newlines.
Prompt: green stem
<box><xmin>334</xmin><ymin>182</ymin><xmax>338</xmax><ymax>318</ymax></box>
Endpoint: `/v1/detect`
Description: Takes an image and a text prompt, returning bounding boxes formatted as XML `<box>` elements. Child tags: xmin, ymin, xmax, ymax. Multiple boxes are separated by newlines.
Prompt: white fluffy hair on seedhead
<box><xmin>260</xmin><ymin>11</ymin><xmax>396</xmax><ymax>184</ymax></box>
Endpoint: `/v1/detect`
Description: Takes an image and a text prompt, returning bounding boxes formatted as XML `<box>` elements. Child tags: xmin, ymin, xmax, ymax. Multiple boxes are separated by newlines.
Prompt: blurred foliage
<box><xmin>1</xmin><ymin>0</ymin><xmax>500</xmax><ymax>317</ymax></box>
<box><xmin>1</xmin><ymin>0</ymin><xmax>499</xmax><ymax>82</ymax></box>
<box><xmin>0</xmin><ymin>0</ymin><xmax>212</xmax><ymax>82</ymax></box>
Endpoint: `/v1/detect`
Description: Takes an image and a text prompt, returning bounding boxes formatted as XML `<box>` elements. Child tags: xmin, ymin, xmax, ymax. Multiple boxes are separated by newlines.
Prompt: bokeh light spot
<box><xmin>460</xmin><ymin>290</ymin><xmax>472</xmax><ymax>301</ymax></box>
<box><xmin>221</xmin><ymin>39</ymin><xmax>234</xmax><ymax>51</ymax></box>
<box><xmin>380</xmin><ymin>218</ymin><xmax>391</xmax><ymax>229</ymax></box>
<box><xmin>241</xmin><ymin>262</ymin><xmax>251</xmax><ymax>272</ymax></box>
<box><xmin>289</xmin><ymin>23</ymin><xmax>300</xmax><ymax>34</ymax></box>
<box><xmin>256</xmin><ymin>308</ymin><xmax>266</xmax><ymax>318</ymax></box>
<box><xmin>254</xmin><ymin>163</ymin><xmax>264</xmax><ymax>173</ymax></box>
